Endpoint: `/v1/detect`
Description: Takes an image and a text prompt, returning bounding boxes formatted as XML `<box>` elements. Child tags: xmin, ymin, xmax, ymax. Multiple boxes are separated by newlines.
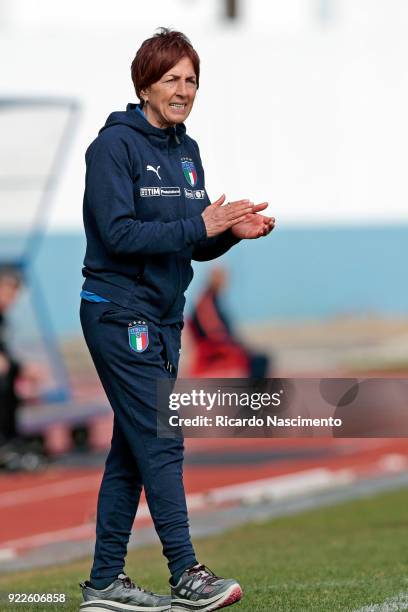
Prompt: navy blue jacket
<box><xmin>82</xmin><ymin>103</ymin><xmax>240</xmax><ymax>324</ymax></box>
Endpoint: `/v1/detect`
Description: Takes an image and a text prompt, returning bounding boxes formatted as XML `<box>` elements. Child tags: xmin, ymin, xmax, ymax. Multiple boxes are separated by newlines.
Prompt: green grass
<box><xmin>1</xmin><ymin>488</ymin><xmax>408</xmax><ymax>611</ymax></box>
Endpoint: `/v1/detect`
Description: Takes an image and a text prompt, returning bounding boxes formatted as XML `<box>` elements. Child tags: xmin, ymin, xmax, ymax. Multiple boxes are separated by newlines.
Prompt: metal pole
<box><xmin>25</xmin><ymin>266</ymin><xmax>72</xmax><ymax>403</ymax></box>
<box><xmin>23</xmin><ymin>100</ymin><xmax>81</xmax><ymax>265</ymax></box>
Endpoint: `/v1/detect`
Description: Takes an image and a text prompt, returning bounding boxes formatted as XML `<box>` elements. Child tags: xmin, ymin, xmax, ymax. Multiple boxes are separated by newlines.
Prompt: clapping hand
<box><xmin>202</xmin><ymin>195</ymin><xmax>255</xmax><ymax>237</ymax></box>
<box><xmin>230</xmin><ymin>202</ymin><xmax>275</xmax><ymax>239</ymax></box>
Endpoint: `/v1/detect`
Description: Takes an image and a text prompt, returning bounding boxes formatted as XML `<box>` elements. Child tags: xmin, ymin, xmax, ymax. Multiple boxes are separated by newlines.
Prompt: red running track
<box><xmin>0</xmin><ymin>438</ymin><xmax>407</xmax><ymax>557</ymax></box>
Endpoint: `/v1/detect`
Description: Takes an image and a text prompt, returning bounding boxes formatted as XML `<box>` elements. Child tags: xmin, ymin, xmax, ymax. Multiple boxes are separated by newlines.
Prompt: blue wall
<box><xmin>5</xmin><ymin>225</ymin><xmax>406</xmax><ymax>337</ymax></box>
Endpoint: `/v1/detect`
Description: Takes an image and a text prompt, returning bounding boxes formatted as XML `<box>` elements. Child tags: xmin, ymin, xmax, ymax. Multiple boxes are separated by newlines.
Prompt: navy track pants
<box><xmin>80</xmin><ymin>300</ymin><xmax>197</xmax><ymax>583</ymax></box>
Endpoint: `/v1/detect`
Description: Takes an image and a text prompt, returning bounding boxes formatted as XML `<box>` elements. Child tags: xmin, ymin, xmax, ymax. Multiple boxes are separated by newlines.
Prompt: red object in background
<box><xmin>186</xmin><ymin>318</ymin><xmax>249</xmax><ymax>377</ymax></box>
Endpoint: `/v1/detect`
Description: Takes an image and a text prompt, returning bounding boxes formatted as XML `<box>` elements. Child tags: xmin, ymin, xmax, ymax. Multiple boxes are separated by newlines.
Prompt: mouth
<box><xmin>169</xmin><ymin>103</ymin><xmax>187</xmax><ymax>110</ymax></box>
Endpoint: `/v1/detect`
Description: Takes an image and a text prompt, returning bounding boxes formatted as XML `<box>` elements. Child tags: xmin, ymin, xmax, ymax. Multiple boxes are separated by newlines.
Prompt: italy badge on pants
<box><xmin>128</xmin><ymin>323</ymin><xmax>149</xmax><ymax>352</ymax></box>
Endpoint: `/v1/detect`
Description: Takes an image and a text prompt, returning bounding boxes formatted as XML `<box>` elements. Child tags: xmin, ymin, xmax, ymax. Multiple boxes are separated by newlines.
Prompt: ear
<box><xmin>140</xmin><ymin>87</ymin><xmax>150</xmax><ymax>105</ymax></box>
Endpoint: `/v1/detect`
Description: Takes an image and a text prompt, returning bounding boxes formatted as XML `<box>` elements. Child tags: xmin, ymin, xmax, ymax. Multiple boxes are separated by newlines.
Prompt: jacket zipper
<box><xmin>163</xmin><ymin>130</ymin><xmax>182</xmax><ymax>317</ymax></box>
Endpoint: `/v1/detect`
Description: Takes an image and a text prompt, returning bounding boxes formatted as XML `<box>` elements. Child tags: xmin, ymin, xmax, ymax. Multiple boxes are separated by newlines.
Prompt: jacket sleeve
<box><xmin>85</xmin><ymin>133</ymin><xmax>207</xmax><ymax>256</ymax></box>
<box><xmin>192</xmin><ymin>230</ymin><xmax>241</xmax><ymax>261</ymax></box>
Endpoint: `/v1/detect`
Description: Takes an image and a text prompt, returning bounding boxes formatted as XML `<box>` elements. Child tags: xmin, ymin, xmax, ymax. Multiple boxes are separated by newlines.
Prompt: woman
<box><xmin>79</xmin><ymin>28</ymin><xmax>274</xmax><ymax>612</ymax></box>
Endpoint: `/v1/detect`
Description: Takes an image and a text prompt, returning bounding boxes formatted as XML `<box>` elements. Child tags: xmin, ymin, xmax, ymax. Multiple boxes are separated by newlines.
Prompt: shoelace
<box><xmin>120</xmin><ymin>575</ymin><xmax>154</xmax><ymax>596</ymax></box>
<box><xmin>187</xmin><ymin>564</ymin><xmax>220</xmax><ymax>585</ymax></box>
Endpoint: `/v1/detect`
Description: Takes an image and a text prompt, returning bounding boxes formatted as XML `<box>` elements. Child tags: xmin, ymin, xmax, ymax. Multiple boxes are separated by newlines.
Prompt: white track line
<box><xmin>0</xmin><ymin>548</ymin><xmax>16</xmax><ymax>561</ymax></box>
<box><xmin>353</xmin><ymin>592</ymin><xmax>408</xmax><ymax>611</ymax></box>
<box><xmin>207</xmin><ymin>468</ymin><xmax>356</xmax><ymax>504</ymax></box>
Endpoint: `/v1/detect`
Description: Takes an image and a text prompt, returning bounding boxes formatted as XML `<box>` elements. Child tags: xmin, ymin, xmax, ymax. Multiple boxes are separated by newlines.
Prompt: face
<box><xmin>210</xmin><ymin>268</ymin><xmax>228</xmax><ymax>293</ymax></box>
<box><xmin>142</xmin><ymin>56</ymin><xmax>197</xmax><ymax>129</ymax></box>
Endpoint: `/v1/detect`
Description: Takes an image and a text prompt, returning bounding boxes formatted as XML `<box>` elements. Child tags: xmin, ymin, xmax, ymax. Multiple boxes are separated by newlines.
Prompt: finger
<box><xmin>257</xmin><ymin>214</ymin><xmax>274</xmax><ymax>222</ymax></box>
<box><xmin>212</xmin><ymin>194</ymin><xmax>226</xmax><ymax>207</ymax></box>
<box><xmin>263</xmin><ymin>218</ymin><xmax>275</xmax><ymax>228</ymax></box>
<box><xmin>246</xmin><ymin>212</ymin><xmax>274</xmax><ymax>223</ymax></box>
<box><xmin>223</xmin><ymin>199</ymin><xmax>251</xmax><ymax>213</ymax></box>
<box><xmin>227</xmin><ymin>199</ymin><xmax>251</xmax><ymax>206</ymax></box>
<box><xmin>225</xmin><ymin>202</ymin><xmax>254</xmax><ymax>218</ymax></box>
<box><xmin>263</xmin><ymin>218</ymin><xmax>274</xmax><ymax>227</ymax></box>
<box><xmin>236</xmin><ymin>212</ymin><xmax>253</xmax><ymax>222</ymax></box>
<box><xmin>228</xmin><ymin>214</ymin><xmax>252</xmax><ymax>227</ymax></box>
<box><xmin>227</xmin><ymin>208</ymin><xmax>254</xmax><ymax>221</ymax></box>
<box><xmin>252</xmin><ymin>202</ymin><xmax>269</xmax><ymax>213</ymax></box>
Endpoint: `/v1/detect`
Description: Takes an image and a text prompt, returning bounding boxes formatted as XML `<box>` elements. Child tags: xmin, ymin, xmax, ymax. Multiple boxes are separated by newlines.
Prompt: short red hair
<box><xmin>131</xmin><ymin>28</ymin><xmax>200</xmax><ymax>106</ymax></box>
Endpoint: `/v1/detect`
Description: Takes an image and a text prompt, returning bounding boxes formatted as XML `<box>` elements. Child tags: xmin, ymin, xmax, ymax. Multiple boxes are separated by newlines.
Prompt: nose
<box><xmin>176</xmin><ymin>80</ymin><xmax>188</xmax><ymax>98</ymax></box>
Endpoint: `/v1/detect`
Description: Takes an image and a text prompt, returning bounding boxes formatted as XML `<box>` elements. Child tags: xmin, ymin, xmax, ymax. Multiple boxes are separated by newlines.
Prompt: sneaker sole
<box><xmin>171</xmin><ymin>584</ymin><xmax>243</xmax><ymax>611</ymax></box>
<box><xmin>79</xmin><ymin>600</ymin><xmax>171</xmax><ymax>612</ymax></box>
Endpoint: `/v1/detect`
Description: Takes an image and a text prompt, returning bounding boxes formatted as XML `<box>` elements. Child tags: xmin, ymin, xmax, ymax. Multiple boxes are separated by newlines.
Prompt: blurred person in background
<box><xmin>79</xmin><ymin>27</ymin><xmax>274</xmax><ymax>612</ymax></box>
<box><xmin>0</xmin><ymin>267</ymin><xmax>44</xmax><ymax>460</ymax></box>
<box><xmin>188</xmin><ymin>267</ymin><xmax>271</xmax><ymax>378</ymax></box>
